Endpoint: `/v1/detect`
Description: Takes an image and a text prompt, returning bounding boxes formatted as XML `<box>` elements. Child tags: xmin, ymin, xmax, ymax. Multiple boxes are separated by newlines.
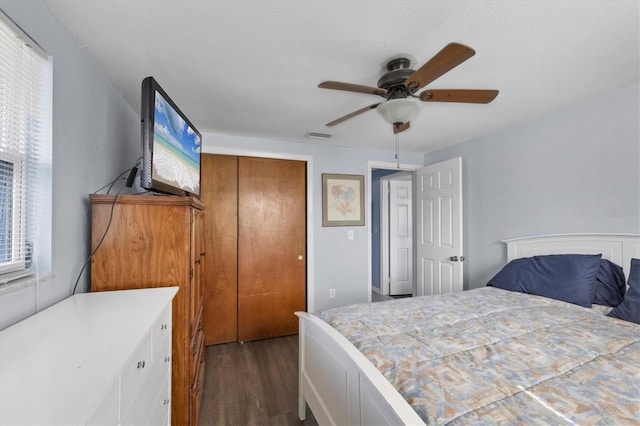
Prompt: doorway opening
<box><xmin>368</xmin><ymin>161</ymin><xmax>422</xmax><ymax>302</ymax></box>
<box><xmin>381</xmin><ymin>171</ymin><xmax>413</xmax><ymax>297</ymax></box>
<box><xmin>368</xmin><ymin>157</ymin><xmax>464</xmax><ymax>302</ymax></box>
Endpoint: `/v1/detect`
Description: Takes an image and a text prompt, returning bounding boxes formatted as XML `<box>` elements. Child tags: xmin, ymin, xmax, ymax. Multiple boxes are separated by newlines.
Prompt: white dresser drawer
<box><xmin>121</xmin><ymin>337</ymin><xmax>171</xmax><ymax>425</ymax></box>
<box><xmin>120</xmin><ymin>330</ymin><xmax>153</xmax><ymax>416</ymax></box>
<box><xmin>147</xmin><ymin>373</ymin><xmax>171</xmax><ymax>426</ymax></box>
<box><xmin>152</xmin><ymin>304</ymin><xmax>172</xmax><ymax>360</ymax></box>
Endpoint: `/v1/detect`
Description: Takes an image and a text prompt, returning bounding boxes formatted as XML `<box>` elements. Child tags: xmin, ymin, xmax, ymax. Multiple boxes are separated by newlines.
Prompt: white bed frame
<box><xmin>296</xmin><ymin>233</ymin><xmax>640</xmax><ymax>425</ymax></box>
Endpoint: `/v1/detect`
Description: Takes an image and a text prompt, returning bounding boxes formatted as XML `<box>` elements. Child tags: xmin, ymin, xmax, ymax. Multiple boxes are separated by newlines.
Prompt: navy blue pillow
<box><xmin>608</xmin><ymin>258</ymin><xmax>640</xmax><ymax>324</ymax></box>
<box><xmin>487</xmin><ymin>254</ymin><xmax>602</xmax><ymax>307</ymax></box>
<box><xmin>593</xmin><ymin>259</ymin><xmax>626</xmax><ymax>306</ymax></box>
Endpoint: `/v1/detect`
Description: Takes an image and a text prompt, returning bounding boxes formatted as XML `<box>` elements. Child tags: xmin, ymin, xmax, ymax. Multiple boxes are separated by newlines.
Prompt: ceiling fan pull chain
<box><xmin>395</xmin><ymin>133</ymin><xmax>400</xmax><ymax>168</ymax></box>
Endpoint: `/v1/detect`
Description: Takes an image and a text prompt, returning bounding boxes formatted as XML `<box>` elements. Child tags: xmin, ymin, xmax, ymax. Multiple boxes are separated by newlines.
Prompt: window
<box><xmin>0</xmin><ymin>10</ymin><xmax>52</xmax><ymax>278</ymax></box>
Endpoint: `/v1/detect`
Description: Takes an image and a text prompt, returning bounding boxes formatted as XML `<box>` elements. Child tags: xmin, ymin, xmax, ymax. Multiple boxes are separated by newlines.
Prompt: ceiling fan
<box><xmin>319</xmin><ymin>43</ymin><xmax>499</xmax><ymax>134</ymax></box>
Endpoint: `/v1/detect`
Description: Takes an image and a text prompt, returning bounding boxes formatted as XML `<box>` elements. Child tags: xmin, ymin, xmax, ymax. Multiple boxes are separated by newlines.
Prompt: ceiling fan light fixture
<box><xmin>376</xmin><ymin>98</ymin><xmax>421</xmax><ymax>124</ymax></box>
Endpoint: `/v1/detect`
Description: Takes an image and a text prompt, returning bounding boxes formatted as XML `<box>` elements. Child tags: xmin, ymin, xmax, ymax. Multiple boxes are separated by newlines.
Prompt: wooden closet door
<box><xmin>238</xmin><ymin>157</ymin><xmax>306</xmax><ymax>342</ymax></box>
<box><xmin>201</xmin><ymin>154</ymin><xmax>238</xmax><ymax>345</ymax></box>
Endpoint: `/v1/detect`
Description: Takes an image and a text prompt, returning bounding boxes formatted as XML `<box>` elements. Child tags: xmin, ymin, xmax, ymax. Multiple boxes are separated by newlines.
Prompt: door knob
<box><xmin>298</xmin><ymin>255</ymin><xmax>304</xmax><ymax>260</ymax></box>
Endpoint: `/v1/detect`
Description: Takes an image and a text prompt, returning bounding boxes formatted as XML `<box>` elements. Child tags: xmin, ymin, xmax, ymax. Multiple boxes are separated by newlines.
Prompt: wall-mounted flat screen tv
<box><xmin>140</xmin><ymin>76</ymin><xmax>201</xmax><ymax>197</ymax></box>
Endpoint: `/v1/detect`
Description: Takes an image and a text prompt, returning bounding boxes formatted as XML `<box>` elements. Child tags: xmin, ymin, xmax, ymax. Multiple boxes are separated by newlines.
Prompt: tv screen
<box><xmin>140</xmin><ymin>76</ymin><xmax>201</xmax><ymax>197</ymax></box>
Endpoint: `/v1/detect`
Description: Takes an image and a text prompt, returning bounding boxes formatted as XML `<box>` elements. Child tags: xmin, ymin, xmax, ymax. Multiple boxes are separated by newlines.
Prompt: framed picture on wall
<box><xmin>322</xmin><ymin>173</ymin><xmax>365</xmax><ymax>227</ymax></box>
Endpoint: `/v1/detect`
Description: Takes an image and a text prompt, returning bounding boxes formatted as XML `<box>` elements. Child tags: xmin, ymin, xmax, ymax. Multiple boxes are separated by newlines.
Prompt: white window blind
<box><xmin>0</xmin><ymin>11</ymin><xmax>52</xmax><ymax>277</ymax></box>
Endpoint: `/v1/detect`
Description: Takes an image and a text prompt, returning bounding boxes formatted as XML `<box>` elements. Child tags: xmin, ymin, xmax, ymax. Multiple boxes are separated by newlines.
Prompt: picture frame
<box><xmin>322</xmin><ymin>173</ymin><xmax>365</xmax><ymax>227</ymax></box>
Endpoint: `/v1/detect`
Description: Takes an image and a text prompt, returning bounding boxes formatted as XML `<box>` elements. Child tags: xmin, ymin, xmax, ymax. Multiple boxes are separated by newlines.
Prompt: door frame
<box><xmin>367</xmin><ymin>161</ymin><xmax>422</xmax><ymax>302</ymax></box>
<box><xmin>203</xmin><ymin>146</ymin><xmax>315</xmax><ymax>312</ymax></box>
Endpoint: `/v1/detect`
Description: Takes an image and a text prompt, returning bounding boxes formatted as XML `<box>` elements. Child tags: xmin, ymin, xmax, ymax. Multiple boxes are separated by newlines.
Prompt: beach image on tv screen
<box><xmin>151</xmin><ymin>91</ymin><xmax>201</xmax><ymax>194</ymax></box>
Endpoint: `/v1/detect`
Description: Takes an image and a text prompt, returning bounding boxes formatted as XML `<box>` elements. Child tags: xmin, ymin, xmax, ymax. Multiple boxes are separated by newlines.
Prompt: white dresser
<box><xmin>0</xmin><ymin>286</ymin><xmax>178</xmax><ymax>425</ymax></box>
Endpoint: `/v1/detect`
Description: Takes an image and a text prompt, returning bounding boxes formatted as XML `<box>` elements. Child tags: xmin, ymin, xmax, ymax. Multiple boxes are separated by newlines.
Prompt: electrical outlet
<box><xmin>329</xmin><ymin>288</ymin><xmax>336</xmax><ymax>299</ymax></box>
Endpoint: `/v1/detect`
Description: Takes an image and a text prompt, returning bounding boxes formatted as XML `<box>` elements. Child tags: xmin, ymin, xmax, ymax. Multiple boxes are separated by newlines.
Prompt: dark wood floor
<box><xmin>199</xmin><ymin>335</ymin><xmax>317</xmax><ymax>426</ymax></box>
<box><xmin>198</xmin><ymin>292</ymin><xmax>392</xmax><ymax>425</ymax></box>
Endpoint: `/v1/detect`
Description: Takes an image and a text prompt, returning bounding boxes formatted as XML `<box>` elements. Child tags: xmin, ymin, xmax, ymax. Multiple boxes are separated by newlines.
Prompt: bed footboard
<box><xmin>296</xmin><ymin>312</ymin><xmax>424</xmax><ymax>426</ymax></box>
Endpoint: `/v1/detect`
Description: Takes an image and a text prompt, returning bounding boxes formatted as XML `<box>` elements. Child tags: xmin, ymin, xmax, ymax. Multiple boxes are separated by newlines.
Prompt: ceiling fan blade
<box><xmin>319</xmin><ymin>81</ymin><xmax>387</xmax><ymax>97</ymax></box>
<box><xmin>326</xmin><ymin>103</ymin><xmax>380</xmax><ymax>127</ymax></box>
<box><xmin>393</xmin><ymin>122</ymin><xmax>410</xmax><ymax>134</ymax></box>
<box><xmin>420</xmin><ymin>89</ymin><xmax>499</xmax><ymax>104</ymax></box>
<box><xmin>404</xmin><ymin>43</ymin><xmax>476</xmax><ymax>91</ymax></box>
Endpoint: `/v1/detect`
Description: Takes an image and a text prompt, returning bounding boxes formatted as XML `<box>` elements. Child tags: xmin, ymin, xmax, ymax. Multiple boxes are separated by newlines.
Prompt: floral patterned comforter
<box><xmin>315</xmin><ymin>287</ymin><xmax>640</xmax><ymax>425</ymax></box>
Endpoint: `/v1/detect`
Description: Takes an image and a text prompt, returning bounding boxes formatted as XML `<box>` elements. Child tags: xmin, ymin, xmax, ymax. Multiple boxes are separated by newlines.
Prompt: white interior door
<box><xmin>389</xmin><ymin>179</ymin><xmax>413</xmax><ymax>295</ymax></box>
<box><xmin>415</xmin><ymin>157</ymin><xmax>463</xmax><ymax>296</ymax></box>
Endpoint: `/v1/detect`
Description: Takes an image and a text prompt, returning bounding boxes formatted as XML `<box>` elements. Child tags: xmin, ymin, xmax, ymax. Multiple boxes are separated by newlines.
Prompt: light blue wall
<box><xmin>0</xmin><ymin>1</ymin><xmax>140</xmax><ymax>329</ymax></box>
<box><xmin>424</xmin><ymin>83</ymin><xmax>640</xmax><ymax>290</ymax></box>
<box><xmin>202</xmin><ymin>134</ymin><xmax>424</xmax><ymax>311</ymax></box>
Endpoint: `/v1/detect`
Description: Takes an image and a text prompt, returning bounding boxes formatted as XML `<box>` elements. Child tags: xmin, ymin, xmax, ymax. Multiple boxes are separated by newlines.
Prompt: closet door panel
<box><xmin>201</xmin><ymin>154</ymin><xmax>238</xmax><ymax>345</ymax></box>
<box><xmin>238</xmin><ymin>157</ymin><xmax>306</xmax><ymax>342</ymax></box>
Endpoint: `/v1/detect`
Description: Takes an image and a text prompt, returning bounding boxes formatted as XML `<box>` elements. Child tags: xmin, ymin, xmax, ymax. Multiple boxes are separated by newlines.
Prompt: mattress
<box><xmin>315</xmin><ymin>287</ymin><xmax>640</xmax><ymax>424</ymax></box>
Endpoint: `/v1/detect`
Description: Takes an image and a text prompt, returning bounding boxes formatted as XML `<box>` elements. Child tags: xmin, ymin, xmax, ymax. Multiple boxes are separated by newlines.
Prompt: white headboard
<box><xmin>503</xmin><ymin>233</ymin><xmax>640</xmax><ymax>278</ymax></box>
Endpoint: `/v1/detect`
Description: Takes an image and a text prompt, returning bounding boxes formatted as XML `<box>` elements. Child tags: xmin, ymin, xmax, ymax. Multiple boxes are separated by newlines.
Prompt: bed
<box><xmin>296</xmin><ymin>233</ymin><xmax>640</xmax><ymax>425</ymax></box>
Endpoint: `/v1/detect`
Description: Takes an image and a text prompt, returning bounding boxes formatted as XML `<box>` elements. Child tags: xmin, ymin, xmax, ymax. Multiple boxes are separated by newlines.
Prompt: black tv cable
<box><xmin>72</xmin><ymin>157</ymin><xmax>142</xmax><ymax>295</ymax></box>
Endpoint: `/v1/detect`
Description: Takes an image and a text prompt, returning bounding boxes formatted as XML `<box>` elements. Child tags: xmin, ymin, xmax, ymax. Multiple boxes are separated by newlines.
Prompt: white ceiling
<box><xmin>43</xmin><ymin>0</ymin><xmax>639</xmax><ymax>154</ymax></box>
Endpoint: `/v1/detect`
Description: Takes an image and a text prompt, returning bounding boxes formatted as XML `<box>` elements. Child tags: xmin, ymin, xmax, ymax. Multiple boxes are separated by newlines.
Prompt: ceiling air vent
<box><xmin>305</xmin><ymin>131</ymin><xmax>332</xmax><ymax>139</ymax></box>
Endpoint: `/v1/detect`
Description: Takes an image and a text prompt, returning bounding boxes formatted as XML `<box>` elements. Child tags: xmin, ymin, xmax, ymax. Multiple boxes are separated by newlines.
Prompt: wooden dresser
<box><xmin>90</xmin><ymin>194</ymin><xmax>205</xmax><ymax>426</ymax></box>
<box><xmin>0</xmin><ymin>287</ymin><xmax>177</xmax><ymax>425</ymax></box>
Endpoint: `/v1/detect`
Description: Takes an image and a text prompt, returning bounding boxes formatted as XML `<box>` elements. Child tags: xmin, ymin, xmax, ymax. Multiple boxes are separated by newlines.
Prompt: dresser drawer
<box><xmin>121</xmin><ymin>341</ymin><xmax>170</xmax><ymax>425</ymax></box>
<box><xmin>147</xmin><ymin>373</ymin><xmax>171</xmax><ymax>426</ymax></box>
<box><xmin>156</xmin><ymin>334</ymin><xmax>172</xmax><ymax>375</ymax></box>
<box><xmin>190</xmin><ymin>355</ymin><xmax>205</xmax><ymax>426</ymax></box>
<box><xmin>120</xmin><ymin>330</ymin><xmax>153</xmax><ymax>417</ymax></box>
<box><xmin>152</xmin><ymin>304</ymin><xmax>172</xmax><ymax>360</ymax></box>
